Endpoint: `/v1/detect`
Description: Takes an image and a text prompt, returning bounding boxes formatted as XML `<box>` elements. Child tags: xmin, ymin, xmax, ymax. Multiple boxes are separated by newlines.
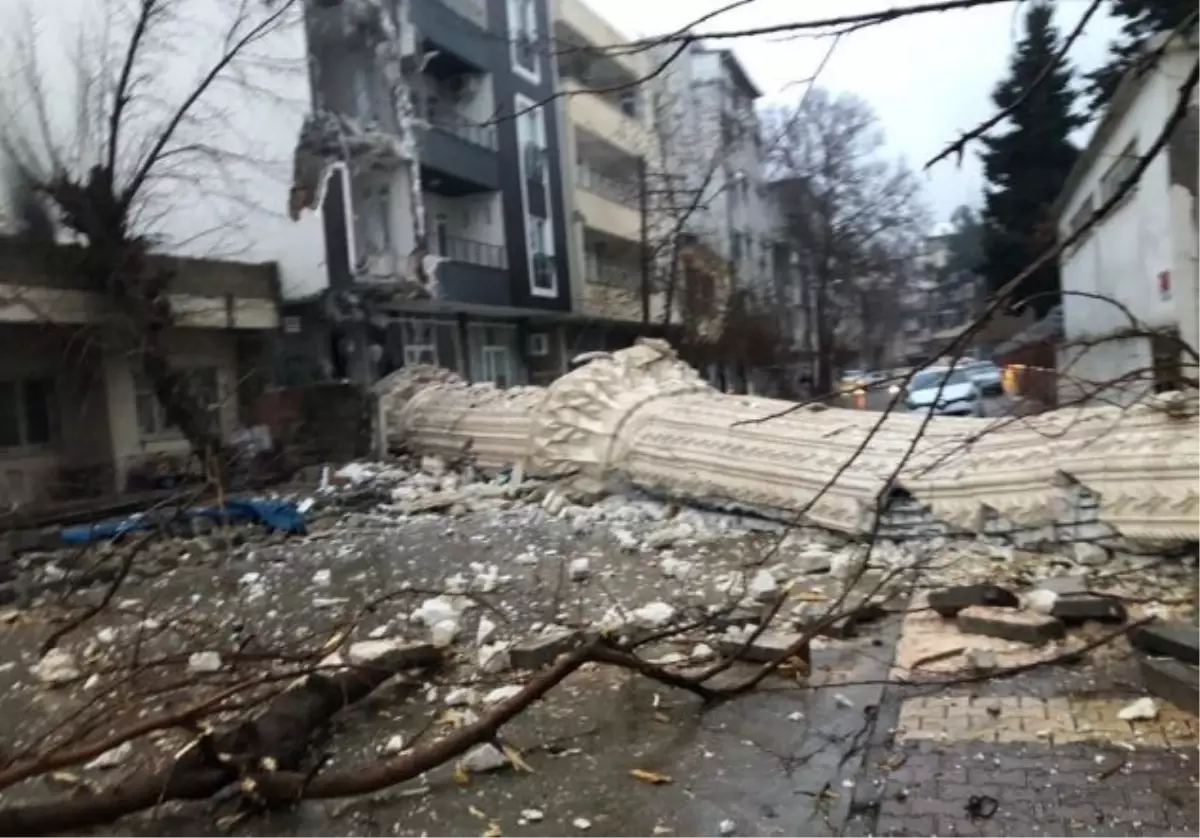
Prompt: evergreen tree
<box><xmin>979</xmin><ymin>1</ymin><xmax>1085</xmax><ymax>317</ymax></box>
<box><xmin>1086</xmin><ymin>0</ymin><xmax>1194</xmax><ymax>111</ymax></box>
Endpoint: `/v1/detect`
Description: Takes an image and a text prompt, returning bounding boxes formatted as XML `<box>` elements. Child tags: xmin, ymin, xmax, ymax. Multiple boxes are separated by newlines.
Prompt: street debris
<box><xmin>1117</xmin><ymin>697</ymin><xmax>1160</xmax><ymax>721</ymax></box>
<box><xmin>1</xmin><ymin>444</ymin><xmax>1196</xmax><ymax>837</ymax></box>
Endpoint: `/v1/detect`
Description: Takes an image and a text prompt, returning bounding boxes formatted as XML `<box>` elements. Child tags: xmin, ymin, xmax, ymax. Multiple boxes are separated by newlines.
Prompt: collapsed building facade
<box><xmin>277</xmin><ymin>0</ymin><xmax>579</xmax><ymax>389</ymax></box>
<box><xmin>379</xmin><ymin>340</ymin><xmax>1199</xmax><ymax>549</ymax></box>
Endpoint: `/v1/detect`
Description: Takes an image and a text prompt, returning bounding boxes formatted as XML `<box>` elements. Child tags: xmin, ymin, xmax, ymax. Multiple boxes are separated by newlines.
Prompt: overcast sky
<box><xmin>596</xmin><ymin>0</ymin><xmax>1121</xmax><ymax>224</ymax></box>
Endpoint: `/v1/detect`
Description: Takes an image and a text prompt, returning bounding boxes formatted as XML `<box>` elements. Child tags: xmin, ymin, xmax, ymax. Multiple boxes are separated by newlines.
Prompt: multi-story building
<box><xmin>280</xmin><ymin>0</ymin><xmax>574</xmax><ymax>388</ymax></box>
<box><xmin>551</xmin><ymin>0</ymin><xmax>688</xmax><ymax>355</ymax></box>
<box><xmin>652</xmin><ymin>42</ymin><xmax>775</xmax><ymax>297</ymax></box>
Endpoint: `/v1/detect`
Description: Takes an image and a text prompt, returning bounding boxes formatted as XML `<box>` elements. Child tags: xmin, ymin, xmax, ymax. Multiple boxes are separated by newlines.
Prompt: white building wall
<box><xmin>1057</xmin><ymin>46</ymin><xmax>1198</xmax><ymax>404</ymax></box>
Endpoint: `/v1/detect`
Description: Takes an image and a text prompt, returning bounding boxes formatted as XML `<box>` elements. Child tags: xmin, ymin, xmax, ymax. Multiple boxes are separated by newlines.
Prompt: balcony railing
<box><xmin>434</xmin><ymin>234</ymin><xmax>507</xmax><ymax>269</ymax></box>
<box><xmin>586</xmin><ymin>261</ymin><xmax>640</xmax><ymax>288</ymax></box>
<box><xmin>427</xmin><ymin>110</ymin><xmax>497</xmax><ymax>150</ymax></box>
<box><xmin>577</xmin><ymin>164</ymin><xmax>638</xmax><ymax>208</ymax></box>
<box><xmin>435</xmin><ymin>0</ymin><xmax>487</xmax><ymax>28</ymax></box>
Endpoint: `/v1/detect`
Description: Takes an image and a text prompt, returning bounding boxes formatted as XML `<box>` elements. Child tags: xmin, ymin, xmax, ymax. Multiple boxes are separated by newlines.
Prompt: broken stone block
<box><xmin>632</xmin><ymin>601</ymin><xmax>676</xmax><ymax>628</ymax></box>
<box><xmin>347</xmin><ymin>639</ymin><xmax>437</xmax><ymax>665</ymax></box>
<box><xmin>1023</xmin><ymin>588</ymin><xmax>1058</xmax><ymax>615</ymax></box>
<box><xmin>478</xmin><ymin>642</ymin><xmax>511</xmax><ymax>673</ymax></box>
<box><xmin>1130</xmin><ymin>621</ymin><xmax>1200</xmax><ymax>665</ymax></box>
<box><xmin>483</xmin><ymin>684</ymin><xmax>523</xmax><ymax>704</ymax></box>
<box><xmin>964</xmin><ymin>647</ymin><xmax>997</xmax><ymax>672</ymax></box>
<box><xmin>643</xmin><ymin>523</ymin><xmax>693</xmax><ymax>549</ymax></box>
<box><xmin>187</xmin><ymin>651</ymin><xmax>223</xmax><ymax>673</ymax></box>
<box><xmin>510</xmin><ymin>629</ymin><xmax>581</xmax><ymax>670</ymax></box>
<box><xmin>1138</xmin><ymin>655</ymin><xmax>1200</xmax><ymax>713</ymax></box>
<box><xmin>568</xmin><ymin>557</ymin><xmax>590</xmax><ymax>582</ymax></box>
<box><xmin>429</xmin><ymin>619</ymin><xmax>459</xmax><ymax>648</ymax></box>
<box><xmin>1049</xmin><ymin>594</ymin><xmax>1127</xmax><ymax>625</ymax></box>
<box><xmin>461</xmin><ymin>743</ymin><xmax>509</xmax><ymax>773</ymax></box>
<box><xmin>957</xmin><ymin>606</ymin><xmax>1065</xmax><ymax>645</ymax></box>
<box><xmin>1117</xmin><ymin>696</ymin><xmax>1159</xmax><ymax>721</ymax></box>
<box><xmin>1073</xmin><ymin>542</ymin><xmax>1108</xmax><ymax>565</ymax></box>
<box><xmin>32</xmin><ymin>649</ymin><xmax>79</xmax><ymax>686</ymax></box>
<box><xmin>83</xmin><ymin>741</ymin><xmax>132</xmax><ymax>770</ymax></box>
<box><xmin>928</xmin><ymin>584</ymin><xmax>1020</xmax><ymax>618</ymax></box>
<box><xmin>748</xmin><ymin>569</ymin><xmax>779</xmax><ymax>603</ymax></box>
<box><xmin>1037</xmin><ymin>575</ymin><xmax>1089</xmax><ymax>596</ymax></box>
<box><xmin>717</xmin><ymin>629</ymin><xmax>810</xmax><ymax>666</ymax></box>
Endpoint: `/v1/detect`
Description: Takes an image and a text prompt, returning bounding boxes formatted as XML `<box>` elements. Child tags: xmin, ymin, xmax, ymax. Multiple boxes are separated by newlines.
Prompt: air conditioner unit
<box><xmin>527</xmin><ymin>332</ymin><xmax>550</xmax><ymax>357</ymax></box>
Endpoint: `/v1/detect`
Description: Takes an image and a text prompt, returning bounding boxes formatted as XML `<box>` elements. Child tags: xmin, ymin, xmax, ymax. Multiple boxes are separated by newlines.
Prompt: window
<box><xmin>527</xmin><ymin>333</ymin><xmax>550</xmax><ymax>357</ymax></box>
<box><xmin>359</xmin><ymin>184</ymin><xmax>391</xmax><ymax>256</ymax></box>
<box><xmin>434</xmin><ymin>213</ymin><xmax>449</xmax><ymax>257</ymax></box>
<box><xmin>619</xmin><ymin>88</ymin><xmax>639</xmax><ymax>118</ymax></box>
<box><xmin>481</xmin><ymin>346</ymin><xmax>513</xmax><ymax>388</ymax></box>
<box><xmin>353</xmin><ymin>64</ymin><xmax>374</xmax><ymax>121</ymax></box>
<box><xmin>1100</xmin><ymin>141</ymin><xmax>1139</xmax><ymax>204</ymax></box>
<box><xmin>282</xmin><ymin>315</ymin><xmax>302</xmax><ymax>335</ymax></box>
<box><xmin>730</xmin><ymin>232</ymin><xmax>742</xmax><ymax>262</ymax></box>
<box><xmin>530</xmin><ymin>217</ymin><xmax>546</xmax><ymax>256</ymax></box>
<box><xmin>135</xmin><ymin>368</ymin><xmax>218</xmax><ymax>437</ymax></box>
<box><xmin>401</xmin><ymin>320</ymin><xmax>438</xmax><ymax>366</ymax></box>
<box><xmin>511</xmin><ymin>0</ymin><xmax>539</xmax><ymax>79</ymax></box>
<box><xmin>0</xmin><ymin>377</ymin><xmax>56</xmax><ymax>448</ymax></box>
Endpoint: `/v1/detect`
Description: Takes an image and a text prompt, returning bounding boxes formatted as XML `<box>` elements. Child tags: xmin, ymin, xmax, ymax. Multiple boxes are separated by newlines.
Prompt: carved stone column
<box><xmin>378</xmin><ymin>340</ymin><xmax>1199</xmax><ymax>543</ymax></box>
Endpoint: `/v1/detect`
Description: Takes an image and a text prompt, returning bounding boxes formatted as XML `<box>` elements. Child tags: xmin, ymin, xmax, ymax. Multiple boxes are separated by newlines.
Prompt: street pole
<box><xmin>638</xmin><ymin>155</ymin><xmax>650</xmax><ymax>325</ymax></box>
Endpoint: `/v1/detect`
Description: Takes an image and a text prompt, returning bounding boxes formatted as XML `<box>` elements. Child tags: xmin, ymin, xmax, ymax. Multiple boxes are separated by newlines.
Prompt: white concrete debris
<box><xmin>84</xmin><ymin>741</ymin><xmax>133</xmax><ymax>770</ymax></box>
<box><xmin>381</xmin><ymin>734</ymin><xmax>406</xmax><ymax>755</ymax></box>
<box><xmin>572</xmin><ymin>817</ymin><xmax>593</xmax><ymax>831</ymax></box>
<box><xmin>430</xmin><ymin>619</ymin><xmax>460</xmax><ymax>648</ymax></box>
<box><xmin>346</xmin><ymin>637</ymin><xmax>423</xmax><ymax>664</ymax></box>
<box><xmin>462</xmin><ymin>743</ymin><xmax>509</xmax><ymax>773</ymax></box>
<box><xmin>476</xmin><ymin>616</ymin><xmax>497</xmax><ymax>646</ymax></box>
<box><xmin>719</xmin><ymin>818</ymin><xmax>737</xmax><ymax>836</ymax></box>
<box><xmin>690</xmin><ymin>643</ymin><xmax>715</xmax><ymax>660</ymax></box>
<box><xmin>643</xmin><ymin>522</ymin><xmax>694</xmax><ymax>549</ymax></box>
<box><xmin>420</xmin><ymin>455</ymin><xmax>447</xmax><ymax>477</ymax></box>
<box><xmin>748</xmin><ymin>569</ymin><xmax>779</xmax><ymax>602</ymax></box>
<box><xmin>568</xmin><ymin>557</ymin><xmax>591</xmax><ymax>582</ymax></box>
<box><xmin>445</xmin><ymin>687</ymin><xmax>477</xmax><ymax>707</ymax></box>
<box><xmin>1023</xmin><ymin>588</ymin><xmax>1058</xmax><ymax>615</ymax></box>
<box><xmin>478</xmin><ymin>642</ymin><xmax>511</xmax><ymax>673</ymax></box>
<box><xmin>312</xmin><ymin>568</ymin><xmax>332</xmax><ymax>587</ymax></box>
<box><xmin>413</xmin><ymin>595</ymin><xmax>469</xmax><ymax>627</ymax></box>
<box><xmin>660</xmin><ymin>557</ymin><xmax>694</xmax><ymax>580</ymax></box>
<box><xmin>483</xmin><ymin>684</ymin><xmax>523</xmax><ymax>704</ymax></box>
<box><xmin>632</xmin><ymin>601</ymin><xmax>676</xmax><ymax>628</ymax></box>
<box><xmin>187</xmin><ymin>651</ymin><xmax>223</xmax><ymax>674</ymax></box>
<box><xmin>444</xmin><ymin>573</ymin><xmax>468</xmax><ymax>594</ymax></box>
<box><xmin>612</xmin><ymin>529</ymin><xmax>640</xmax><ymax>551</ymax></box>
<box><xmin>520</xmin><ymin>808</ymin><xmax>545</xmax><ymax>823</ymax></box>
<box><xmin>1118</xmin><ymin>697</ymin><xmax>1159</xmax><ymax>721</ymax></box>
<box><xmin>96</xmin><ymin>628</ymin><xmax>117</xmax><ymax>645</ymax></box>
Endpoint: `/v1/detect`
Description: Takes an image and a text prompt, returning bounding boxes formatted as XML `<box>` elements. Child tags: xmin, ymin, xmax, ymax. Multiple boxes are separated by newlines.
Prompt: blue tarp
<box><xmin>60</xmin><ymin>497</ymin><xmax>306</xmax><ymax>545</ymax></box>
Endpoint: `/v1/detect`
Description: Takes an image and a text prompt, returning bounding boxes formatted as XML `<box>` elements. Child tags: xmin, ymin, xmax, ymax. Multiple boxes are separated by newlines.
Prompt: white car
<box><xmin>903</xmin><ymin>367</ymin><xmax>984</xmax><ymax>417</ymax></box>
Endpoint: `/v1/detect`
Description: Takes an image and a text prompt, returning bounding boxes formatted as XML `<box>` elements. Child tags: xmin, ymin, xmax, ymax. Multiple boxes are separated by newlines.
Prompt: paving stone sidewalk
<box><xmin>847</xmin><ymin>686</ymin><xmax>1199</xmax><ymax>837</ymax></box>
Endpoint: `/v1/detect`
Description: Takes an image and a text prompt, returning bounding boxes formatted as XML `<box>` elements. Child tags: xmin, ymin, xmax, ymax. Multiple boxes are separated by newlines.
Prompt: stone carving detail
<box><xmin>377</xmin><ymin>342</ymin><xmax>1200</xmax><ymax>543</ymax></box>
<box><xmin>525</xmin><ymin>339</ymin><xmax>713</xmax><ymax>481</ymax></box>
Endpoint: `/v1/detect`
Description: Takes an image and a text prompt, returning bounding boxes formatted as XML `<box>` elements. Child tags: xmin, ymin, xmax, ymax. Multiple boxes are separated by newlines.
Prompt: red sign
<box><xmin>1158</xmin><ymin>270</ymin><xmax>1171</xmax><ymax>301</ymax></box>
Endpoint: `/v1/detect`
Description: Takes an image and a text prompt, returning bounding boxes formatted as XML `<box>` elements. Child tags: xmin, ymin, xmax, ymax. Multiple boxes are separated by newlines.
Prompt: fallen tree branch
<box><xmin>0</xmin><ymin>644</ymin><xmax>442</xmax><ymax>836</ymax></box>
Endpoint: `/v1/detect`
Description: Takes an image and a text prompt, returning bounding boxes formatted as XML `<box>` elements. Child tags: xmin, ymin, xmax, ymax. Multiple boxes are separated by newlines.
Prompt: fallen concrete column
<box><xmin>378</xmin><ymin>340</ymin><xmax>1199</xmax><ymax>543</ymax></box>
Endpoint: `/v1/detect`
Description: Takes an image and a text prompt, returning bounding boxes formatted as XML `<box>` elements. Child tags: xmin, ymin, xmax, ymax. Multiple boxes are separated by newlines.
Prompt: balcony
<box><xmin>556</xmin><ymin>0</ymin><xmax>649</xmax><ymax>88</ymax></box>
<box><xmin>432</xmin><ymin>235</ymin><xmax>512</xmax><ymax>307</ymax></box>
<box><xmin>577</xmin><ymin>165</ymin><xmax>637</xmax><ymax>209</ymax></box>
<box><xmin>586</xmin><ymin>261</ymin><xmax>640</xmax><ymax>289</ymax></box>
<box><xmin>575</xmin><ymin>164</ymin><xmax>640</xmax><ymax>242</ymax></box>
<box><xmin>410</xmin><ymin>0</ymin><xmax>490</xmax><ymax>77</ymax></box>
<box><xmin>418</xmin><ymin>112</ymin><xmax>500</xmax><ymax>195</ymax></box>
<box><xmin>562</xmin><ymin>77</ymin><xmax>650</xmax><ymax>158</ymax></box>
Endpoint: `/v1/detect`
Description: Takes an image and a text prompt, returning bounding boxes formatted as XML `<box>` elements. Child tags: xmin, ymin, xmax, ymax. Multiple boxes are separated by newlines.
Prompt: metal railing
<box><xmin>427</xmin><ymin>110</ymin><xmax>497</xmax><ymax>150</ymax></box>
<box><xmin>435</xmin><ymin>0</ymin><xmax>487</xmax><ymax>28</ymax></box>
<box><xmin>434</xmin><ymin>234</ymin><xmax>507</xmax><ymax>269</ymax></box>
<box><xmin>577</xmin><ymin>164</ymin><xmax>638</xmax><ymax>208</ymax></box>
<box><xmin>586</xmin><ymin>262</ymin><xmax>640</xmax><ymax>288</ymax></box>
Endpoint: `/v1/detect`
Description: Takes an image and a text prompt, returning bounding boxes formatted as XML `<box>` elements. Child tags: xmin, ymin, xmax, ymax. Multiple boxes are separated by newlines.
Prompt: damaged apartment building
<box><xmin>278</xmin><ymin>0</ymin><xmax>575</xmax><ymax>387</ymax></box>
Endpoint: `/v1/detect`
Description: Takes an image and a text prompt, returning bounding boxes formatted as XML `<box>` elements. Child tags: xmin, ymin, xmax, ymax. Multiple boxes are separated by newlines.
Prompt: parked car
<box><xmin>839</xmin><ymin>369</ymin><xmax>867</xmax><ymax>393</ymax></box>
<box><xmin>903</xmin><ymin>366</ymin><xmax>984</xmax><ymax>417</ymax></box>
<box><xmin>964</xmin><ymin>360</ymin><xmax>1004</xmax><ymax>395</ymax></box>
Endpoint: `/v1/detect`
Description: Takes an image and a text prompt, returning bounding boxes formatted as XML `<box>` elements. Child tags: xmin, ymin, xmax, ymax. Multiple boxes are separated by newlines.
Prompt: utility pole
<box><xmin>638</xmin><ymin>155</ymin><xmax>650</xmax><ymax>324</ymax></box>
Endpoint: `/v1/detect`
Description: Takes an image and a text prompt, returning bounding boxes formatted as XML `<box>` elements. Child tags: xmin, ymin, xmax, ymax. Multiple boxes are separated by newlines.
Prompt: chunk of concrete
<box><xmin>32</xmin><ymin>649</ymin><xmax>79</xmax><ymax>686</ymax></box>
<box><xmin>510</xmin><ymin>629</ymin><xmax>581</xmax><ymax>670</ymax></box>
<box><xmin>1037</xmin><ymin>575</ymin><xmax>1090</xmax><ymax>596</ymax></box>
<box><xmin>748</xmin><ymin>569</ymin><xmax>779</xmax><ymax>603</ymax></box>
<box><xmin>717</xmin><ymin>630</ymin><xmax>810</xmax><ymax>666</ymax></box>
<box><xmin>1049</xmin><ymin>594</ymin><xmax>1127</xmax><ymax>625</ymax></box>
<box><xmin>1117</xmin><ymin>696</ymin><xmax>1158</xmax><ymax>721</ymax></box>
<box><xmin>1130</xmin><ymin>621</ymin><xmax>1200</xmax><ymax>665</ymax></box>
<box><xmin>928</xmin><ymin>584</ymin><xmax>1020</xmax><ymax>618</ymax></box>
<box><xmin>187</xmin><ymin>651</ymin><xmax>223</xmax><ymax>673</ymax></box>
<box><xmin>461</xmin><ymin>743</ymin><xmax>509</xmax><ymax>773</ymax></box>
<box><xmin>1138</xmin><ymin>655</ymin><xmax>1199</xmax><ymax>714</ymax></box>
<box><xmin>957</xmin><ymin>606</ymin><xmax>1065</xmax><ymax>645</ymax></box>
